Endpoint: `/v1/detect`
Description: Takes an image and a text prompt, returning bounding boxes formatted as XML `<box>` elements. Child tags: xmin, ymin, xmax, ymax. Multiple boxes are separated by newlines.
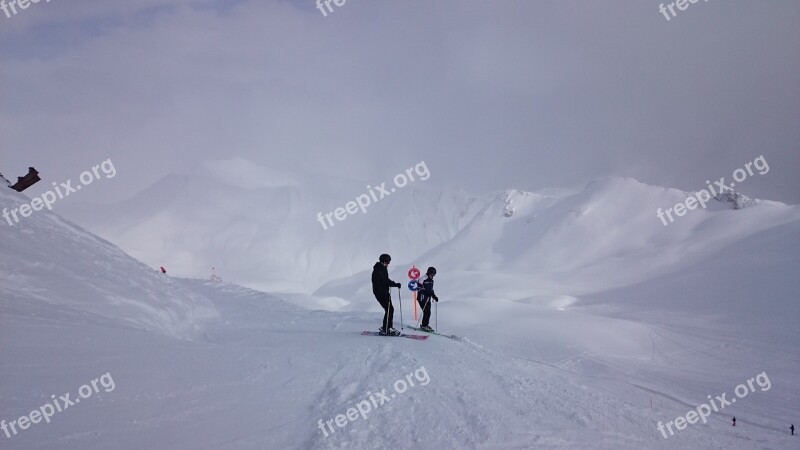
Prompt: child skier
<box><xmin>371</xmin><ymin>254</ymin><xmax>402</xmax><ymax>336</ymax></box>
<box><xmin>417</xmin><ymin>267</ymin><xmax>439</xmax><ymax>332</ymax></box>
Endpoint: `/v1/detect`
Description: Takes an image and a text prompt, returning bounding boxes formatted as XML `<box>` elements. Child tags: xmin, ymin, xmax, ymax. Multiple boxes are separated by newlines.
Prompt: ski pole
<box><xmin>398</xmin><ymin>288</ymin><xmax>404</xmax><ymax>330</ymax></box>
<box><xmin>384</xmin><ymin>295</ymin><xmax>391</xmax><ymax>333</ymax></box>
<box><xmin>435</xmin><ymin>299</ymin><xmax>438</xmax><ymax>331</ymax></box>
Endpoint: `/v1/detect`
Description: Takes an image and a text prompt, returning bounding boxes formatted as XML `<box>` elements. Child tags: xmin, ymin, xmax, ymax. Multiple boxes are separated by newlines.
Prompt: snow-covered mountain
<box><xmin>61</xmin><ymin>158</ymin><xmax>486</xmax><ymax>294</ymax></box>
<box><xmin>61</xmin><ymin>160</ymin><xmax>796</xmax><ymax>303</ymax></box>
<box><xmin>3</xmin><ymin>167</ymin><xmax>799</xmax><ymax>449</ymax></box>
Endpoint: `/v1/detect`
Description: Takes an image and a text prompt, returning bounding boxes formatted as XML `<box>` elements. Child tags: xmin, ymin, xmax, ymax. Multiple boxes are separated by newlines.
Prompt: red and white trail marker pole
<box><xmin>408</xmin><ymin>265</ymin><xmax>421</xmax><ymax>321</ymax></box>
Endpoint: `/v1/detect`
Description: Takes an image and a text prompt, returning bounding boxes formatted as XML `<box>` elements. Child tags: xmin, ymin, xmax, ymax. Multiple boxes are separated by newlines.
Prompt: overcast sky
<box><xmin>1</xmin><ymin>0</ymin><xmax>798</xmax><ymax>204</ymax></box>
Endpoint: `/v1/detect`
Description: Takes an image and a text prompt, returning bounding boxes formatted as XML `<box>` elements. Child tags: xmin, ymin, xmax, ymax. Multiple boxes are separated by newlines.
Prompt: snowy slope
<box><xmin>3</xmin><ymin>277</ymin><xmax>655</xmax><ymax>449</ymax></box>
<box><xmin>0</xmin><ymin>187</ymin><xmax>217</xmax><ymax>338</ymax></box>
<box><xmin>575</xmin><ymin>217</ymin><xmax>800</xmax><ymax>436</ymax></box>
<box><xmin>2</xmin><ymin>267</ymin><xmax>797</xmax><ymax>449</ymax></box>
<box><xmin>4</xmin><ymin>173</ymin><xmax>799</xmax><ymax>449</ymax></box>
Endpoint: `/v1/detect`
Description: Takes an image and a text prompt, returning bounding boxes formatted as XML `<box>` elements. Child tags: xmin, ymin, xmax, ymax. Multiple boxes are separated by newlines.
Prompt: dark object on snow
<box><xmin>160</xmin><ymin>266</ymin><xmax>167</xmax><ymax>274</ymax></box>
<box><xmin>372</xmin><ymin>259</ymin><xmax>401</xmax><ymax>294</ymax></box>
<box><xmin>372</xmin><ymin>259</ymin><xmax>401</xmax><ymax>331</ymax></box>
<box><xmin>732</xmin><ymin>417</ymin><xmax>736</xmax><ymax>427</ymax></box>
<box><xmin>417</xmin><ymin>272</ymin><xmax>438</xmax><ymax>329</ymax></box>
<box><xmin>791</xmin><ymin>424</ymin><xmax>794</xmax><ymax>435</ymax></box>
<box><xmin>9</xmin><ymin>167</ymin><xmax>41</xmax><ymax>192</ymax></box>
<box><xmin>0</xmin><ymin>172</ymin><xmax>10</xmax><ymax>186</ymax></box>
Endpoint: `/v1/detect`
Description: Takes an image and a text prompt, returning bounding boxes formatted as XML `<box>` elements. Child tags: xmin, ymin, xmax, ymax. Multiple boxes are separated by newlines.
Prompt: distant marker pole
<box><xmin>408</xmin><ymin>266</ymin><xmax>420</xmax><ymax>321</ymax></box>
<box><xmin>414</xmin><ymin>291</ymin><xmax>418</xmax><ymax>321</ymax></box>
<box><xmin>408</xmin><ymin>280</ymin><xmax>419</xmax><ymax>322</ymax></box>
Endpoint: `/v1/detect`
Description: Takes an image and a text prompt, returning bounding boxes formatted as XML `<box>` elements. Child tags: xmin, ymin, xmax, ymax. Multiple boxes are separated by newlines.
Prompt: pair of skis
<box><xmin>361</xmin><ymin>331</ymin><xmax>429</xmax><ymax>340</ymax></box>
<box><xmin>361</xmin><ymin>327</ymin><xmax>461</xmax><ymax>341</ymax></box>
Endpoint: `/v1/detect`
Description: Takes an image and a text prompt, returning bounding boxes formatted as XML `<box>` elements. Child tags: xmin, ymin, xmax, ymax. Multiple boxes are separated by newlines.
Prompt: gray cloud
<box><xmin>1</xmin><ymin>0</ymin><xmax>798</xmax><ymax>204</ymax></box>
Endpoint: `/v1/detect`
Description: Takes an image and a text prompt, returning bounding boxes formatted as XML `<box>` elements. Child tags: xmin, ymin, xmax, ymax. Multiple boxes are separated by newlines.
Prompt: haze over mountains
<box><xmin>61</xmin><ymin>158</ymin><xmax>797</xmax><ymax>307</ymax></box>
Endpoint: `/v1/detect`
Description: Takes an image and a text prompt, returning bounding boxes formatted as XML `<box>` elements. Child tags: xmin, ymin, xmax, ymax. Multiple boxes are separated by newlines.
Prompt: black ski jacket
<box><xmin>418</xmin><ymin>276</ymin><xmax>438</xmax><ymax>302</ymax></box>
<box><xmin>372</xmin><ymin>262</ymin><xmax>399</xmax><ymax>296</ymax></box>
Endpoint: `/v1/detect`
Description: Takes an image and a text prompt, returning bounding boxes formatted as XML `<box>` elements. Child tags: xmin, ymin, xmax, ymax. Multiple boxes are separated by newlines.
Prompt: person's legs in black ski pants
<box><xmin>375</xmin><ymin>293</ymin><xmax>393</xmax><ymax>330</ymax></box>
<box><xmin>418</xmin><ymin>296</ymin><xmax>432</xmax><ymax>327</ymax></box>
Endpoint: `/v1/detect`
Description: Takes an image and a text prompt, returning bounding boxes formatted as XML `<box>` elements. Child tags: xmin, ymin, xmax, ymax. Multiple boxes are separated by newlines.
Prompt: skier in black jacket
<box><xmin>372</xmin><ymin>254</ymin><xmax>402</xmax><ymax>335</ymax></box>
<box><xmin>417</xmin><ymin>267</ymin><xmax>438</xmax><ymax>332</ymax></box>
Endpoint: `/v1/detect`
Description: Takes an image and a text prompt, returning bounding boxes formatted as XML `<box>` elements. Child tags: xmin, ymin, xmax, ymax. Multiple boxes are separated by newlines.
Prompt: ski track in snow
<box><xmin>4</xmin><ymin>282</ymin><xmax>794</xmax><ymax>449</ymax></box>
